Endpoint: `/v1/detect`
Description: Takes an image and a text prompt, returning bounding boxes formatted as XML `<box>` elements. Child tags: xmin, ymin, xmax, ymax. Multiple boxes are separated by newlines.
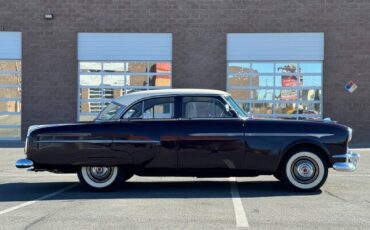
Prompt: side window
<box><xmin>122</xmin><ymin>97</ymin><xmax>175</xmax><ymax>119</ymax></box>
<box><xmin>182</xmin><ymin>97</ymin><xmax>234</xmax><ymax>119</ymax></box>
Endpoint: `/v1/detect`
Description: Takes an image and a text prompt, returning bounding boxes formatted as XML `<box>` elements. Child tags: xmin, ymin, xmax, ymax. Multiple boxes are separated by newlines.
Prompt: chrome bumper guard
<box><xmin>332</xmin><ymin>151</ymin><xmax>360</xmax><ymax>172</ymax></box>
<box><xmin>15</xmin><ymin>159</ymin><xmax>33</xmax><ymax>169</ymax></box>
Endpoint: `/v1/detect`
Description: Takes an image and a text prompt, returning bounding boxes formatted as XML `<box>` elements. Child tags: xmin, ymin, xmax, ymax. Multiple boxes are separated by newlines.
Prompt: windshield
<box><xmin>96</xmin><ymin>102</ymin><xmax>125</xmax><ymax>121</ymax></box>
<box><xmin>224</xmin><ymin>95</ymin><xmax>248</xmax><ymax>118</ymax></box>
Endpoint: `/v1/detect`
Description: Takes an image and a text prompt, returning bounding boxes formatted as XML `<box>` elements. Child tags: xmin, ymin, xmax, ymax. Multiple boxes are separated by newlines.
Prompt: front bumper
<box><xmin>15</xmin><ymin>159</ymin><xmax>33</xmax><ymax>169</ymax></box>
<box><xmin>332</xmin><ymin>151</ymin><xmax>360</xmax><ymax>172</ymax></box>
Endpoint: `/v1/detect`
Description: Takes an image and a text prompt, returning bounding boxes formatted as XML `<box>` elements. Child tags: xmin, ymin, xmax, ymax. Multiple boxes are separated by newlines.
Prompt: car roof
<box><xmin>114</xmin><ymin>88</ymin><xmax>230</xmax><ymax>106</ymax></box>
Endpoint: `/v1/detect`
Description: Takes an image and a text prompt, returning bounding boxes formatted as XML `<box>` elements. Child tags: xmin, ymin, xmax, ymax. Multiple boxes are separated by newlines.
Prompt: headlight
<box><xmin>347</xmin><ymin>127</ymin><xmax>353</xmax><ymax>142</ymax></box>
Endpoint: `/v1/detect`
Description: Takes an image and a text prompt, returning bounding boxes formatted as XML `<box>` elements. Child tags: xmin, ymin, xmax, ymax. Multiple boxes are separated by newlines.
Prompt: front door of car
<box><xmin>115</xmin><ymin>96</ymin><xmax>180</xmax><ymax>169</ymax></box>
<box><xmin>177</xmin><ymin>96</ymin><xmax>245</xmax><ymax>170</ymax></box>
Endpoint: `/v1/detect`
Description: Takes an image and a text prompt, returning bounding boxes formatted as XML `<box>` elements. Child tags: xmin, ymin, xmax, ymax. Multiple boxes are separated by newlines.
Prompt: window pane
<box><xmin>0</xmin><ymin>74</ymin><xmax>21</xmax><ymax>84</ymax></box>
<box><xmin>275</xmin><ymin>89</ymin><xmax>298</xmax><ymax>101</ymax></box>
<box><xmin>300</xmin><ymin>63</ymin><xmax>322</xmax><ymax>73</ymax></box>
<box><xmin>300</xmin><ymin>89</ymin><xmax>321</xmax><ymax>101</ymax></box>
<box><xmin>103</xmin><ymin>75</ymin><xmax>125</xmax><ymax>86</ymax></box>
<box><xmin>79</xmin><ymin>115</ymin><xmax>97</xmax><ymax>121</ymax></box>
<box><xmin>0</xmin><ymin>115</ymin><xmax>21</xmax><ymax>125</ymax></box>
<box><xmin>274</xmin><ymin>103</ymin><xmax>297</xmax><ymax>114</ymax></box>
<box><xmin>300</xmin><ymin>75</ymin><xmax>322</xmax><ymax>87</ymax></box>
<box><xmin>251</xmin><ymin>63</ymin><xmax>274</xmax><ymax>73</ymax></box>
<box><xmin>230</xmin><ymin>89</ymin><xmax>274</xmax><ymax>101</ymax></box>
<box><xmin>0</xmin><ymin>128</ymin><xmax>20</xmax><ymax>138</ymax></box>
<box><xmin>126</xmin><ymin>75</ymin><xmax>147</xmax><ymax>86</ymax></box>
<box><xmin>103</xmin><ymin>62</ymin><xmax>124</xmax><ymax>72</ymax></box>
<box><xmin>250</xmin><ymin>103</ymin><xmax>273</xmax><ymax>114</ymax></box>
<box><xmin>80</xmin><ymin>75</ymin><xmax>101</xmax><ymax>86</ymax></box>
<box><xmin>0</xmin><ymin>88</ymin><xmax>21</xmax><ymax>99</ymax></box>
<box><xmin>148</xmin><ymin>62</ymin><xmax>171</xmax><ymax>73</ymax></box>
<box><xmin>80</xmin><ymin>88</ymin><xmax>115</xmax><ymax>100</ymax></box>
<box><xmin>127</xmin><ymin>62</ymin><xmax>147</xmax><ymax>72</ymax></box>
<box><xmin>228</xmin><ymin>75</ymin><xmax>273</xmax><ymax>87</ymax></box>
<box><xmin>123</xmin><ymin>102</ymin><xmax>143</xmax><ymax>119</ymax></box>
<box><xmin>143</xmin><ymin>98</ymin><xmax>174</xmax><ymax>119</ymax></box>
<box><xmin>237</xmin><ymin>102</ymin><xmax>251</xmax><ymax>113</ymax></box>
<box><xmin>149</xmin><ymin>75</ymin><xmax>171</xmax><ymax>87</ymax></box>
<box><xmin>0</xmin><ymin>101</ymin><xmax>21</xmax><ymax>112</ymax></box>
<box><xmin>276</xmin><ymin>63</ymin><xmax>298</xmax><ymax>74</ymax></box>
<box><xmin>0</xmin><ymin>61</ymin><xmax>21</xmax><ymax>71</ymax></box>
<box><xmin>275</xmin><ymin>75</ymin><xmax>300</xmax><ymax>87</ymax></box>
<box><xmin>228</xmin><ymin>62</ymin><xmax>251</xmax><ymax>74</ymax></box>
<box><xmin>300</xmin><ymin>102</ymin><xmax>321</xmax><ymax>114</ymax></box>
<box><xmin>80</xmin><ymin>62</ymin><xmax>101</xmax><ymax>73</ymax></box>
<box><xmin>182</xmin><ymin>97</ymin><xmax>231</xmax><ymax>118</ymax></box>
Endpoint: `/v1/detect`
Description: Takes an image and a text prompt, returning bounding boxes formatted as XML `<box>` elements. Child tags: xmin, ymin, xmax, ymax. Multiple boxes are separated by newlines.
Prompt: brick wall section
<box><xmin>0</xmin><ymin>0</ymin><xmax>369</xmax><ymax>143</ymax></box>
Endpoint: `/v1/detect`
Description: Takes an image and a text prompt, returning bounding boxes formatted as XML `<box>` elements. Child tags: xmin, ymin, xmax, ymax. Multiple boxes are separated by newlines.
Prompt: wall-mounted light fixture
<box><xmin>44</xmin><ymin>9</ymin><xmax>54</xmax><ymax>20</ymax></box>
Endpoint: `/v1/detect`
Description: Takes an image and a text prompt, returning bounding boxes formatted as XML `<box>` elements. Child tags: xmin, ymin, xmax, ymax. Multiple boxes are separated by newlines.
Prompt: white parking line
<box><xmin>229</xmin><ymin>177</ymin><xmax>249</xmax><ymax>228</ymax></box>
<box><xmin>0</xmin><ymin>183</ymin><xmax>78</xmax><ymax>216</ymax></box>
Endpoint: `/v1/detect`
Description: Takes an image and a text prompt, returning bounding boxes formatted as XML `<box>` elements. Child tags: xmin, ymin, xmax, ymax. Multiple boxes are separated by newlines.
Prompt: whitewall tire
<box><xmin>78</xmin><ymin>166</ymin><xmax>125</xmax><ymax>191</ymax></box>
<box><xmin>281</xmin><ymin>150</ymin><xmax>328</xmax><ymax>191</ymax></box>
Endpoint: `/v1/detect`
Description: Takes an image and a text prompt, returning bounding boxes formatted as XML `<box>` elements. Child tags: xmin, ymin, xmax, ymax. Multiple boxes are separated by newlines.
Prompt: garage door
<box><xmin>227</xmin><ymin>33</ymin><xmax>324</xmax><ymax>120</ymax></box>
<box><xmin>77</xmin><ymin>33</ymin><xmax>172</xmax><ymax>121</ymax></box>
<box><xmin>0</xmin><ymin>32</ymin><xmax>21</xmax><ymax>140</ymax></box>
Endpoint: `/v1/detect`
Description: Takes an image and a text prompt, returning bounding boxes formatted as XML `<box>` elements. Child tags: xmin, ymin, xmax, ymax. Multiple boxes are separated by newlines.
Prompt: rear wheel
<box><xmin>281</xmin><ymin>149</ymin><xmax>328</xmax><ymax>191</ymax></box>
<box><xmin>78</xmin><ymin>166</ymin><xmax>125</xmax><ymax>191</ymax></box>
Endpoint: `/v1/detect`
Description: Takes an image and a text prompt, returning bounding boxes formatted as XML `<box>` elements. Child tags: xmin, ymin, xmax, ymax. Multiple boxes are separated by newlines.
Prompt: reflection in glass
<box><xmin>126</xmin><ymin>75</ymin><xmax>147</xmax><ymax>86</ymax></box>
<box><xmin>0</xmin><ymin>61</ymin><xmax>21</xmax><ymax>71</ymax></box>
<box><xmin>251</xmin><ymin>63</ymin><xmax>274</xmax><ymax>74</ymax></box>
<box><xmin>0</xmin><ymin>128</ymin><xmax>20</xmax><ymax>138</ymax></box>
<box><xmin>250</xmin><ymin>103</ymin><xmax>273</xmax><ymax>114</ymax></box>
<box><xmin>0</xmin><ymin>115</ymin><xmax>21</xmax><ymax>125</ymax></box>
<box><xmin>276</xmin><ymin>63</ymin><xmax>298</xmax><ymax>73</ymax></box>
<box><xmin>300</xmin><ymin>89</ymin><xmax>321</xmax><ymax>101</ymax></box>
<box><xmin>228</xmin><ymin>63</ymin><xmax>251</xmax><ymax>74</ymax></box>
<box><xmin>103</xmin><ymin>75</ymin><xmax>125</xmax><ymax>86</ymax></box>
<box><xmin>300</xmin><ymin>63</ymin><xmax>322</xmax><ymax>73</ymax></box>
<box><xmin>127</xmin><ymin>62</ymin><xmax>147</xmax><ymax>72</ymax></box>
<box><xmin>103</xmin><ymin>62</ymin><xmax>124</xmax><ymax>72</ymax></box>
<box><xmin>275</xmin><ymin>89</ymin><xmax>298</xmax><ymax>101</ymax></box>
<box><xmin>300</xmin><ymin>75</ymin><xmax>322</xmax><ymax>87</ymax></box>
<box><xmin>0</xmin><ymin>74</ymin><xmax>21</xmax><ymax>85</ymax></box>
<box><xmin>0</xmin><ymin>101</ymin><xmax>21</xmax><ymax>112</ymax></box>
<box><xmin>274</xmin><ymin>103</ymin><xmax>297</xmax><ymax>114</ymax></box>
<box><xmin>80</xmin><ymin>75</ymin><xmax>101</xmax><ymax>86</ymax></box>
<box><xmin>80</xmin><ymin>62</ymin><xmax>101</xmax><ymax>72</ymax></box>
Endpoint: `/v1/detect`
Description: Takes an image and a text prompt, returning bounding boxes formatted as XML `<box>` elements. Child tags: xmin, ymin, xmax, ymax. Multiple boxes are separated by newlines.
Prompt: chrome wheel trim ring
<box><xmin>290</xmin><ymin>157</ymin><xmax>320</xmax><ymax>184</ymax></box>
<box><xmin>286</xmin><ymin>152</ymin><xmax>325</xmax><ymax>190</ymax></box>
<box><xmin>81</xmin><ymin>166</ymin><xmax>118</xmax><ymax>189</ymax></box>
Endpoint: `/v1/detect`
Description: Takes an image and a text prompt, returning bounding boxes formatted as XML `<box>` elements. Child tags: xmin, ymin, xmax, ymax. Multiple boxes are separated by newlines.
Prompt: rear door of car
<box><xmin>177</xmin><ymin>96</ymin><xmax>245</xmax><ymax>170</ymax></box>
<box><xmin>114</xmin><ymin>96</ymin><xmax>180</xmax><ymax>169</ymax></box>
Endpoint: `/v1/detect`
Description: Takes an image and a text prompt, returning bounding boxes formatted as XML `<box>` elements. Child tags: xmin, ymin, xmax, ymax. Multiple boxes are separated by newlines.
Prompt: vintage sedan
<box><xmin>16</xmin><ymin>89</ymin><xmax>359</xmax><ymax>191</ymax></box>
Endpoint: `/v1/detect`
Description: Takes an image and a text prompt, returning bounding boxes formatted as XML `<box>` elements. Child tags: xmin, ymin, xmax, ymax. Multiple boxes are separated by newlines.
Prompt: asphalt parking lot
<box><xmin>0</xmin><ymin>148</ymin><xmax>369</xmax><ymax>229</ymax></box>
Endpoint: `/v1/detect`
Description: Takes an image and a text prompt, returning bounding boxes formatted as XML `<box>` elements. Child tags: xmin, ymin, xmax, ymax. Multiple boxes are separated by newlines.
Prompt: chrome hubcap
<box><xmin>86</xmin><ymin>166</ymin><xmax>114</xmax><ymax>183</ymax></box>
<box><xmin>297</xmin><ymin>162</ymin><xmax>314</xmax><ymax>178</ymax></box>
<box><xmin>291</xmin><ymin>157</ymin><xmax>319</xmax><ymax>184</ymax></box>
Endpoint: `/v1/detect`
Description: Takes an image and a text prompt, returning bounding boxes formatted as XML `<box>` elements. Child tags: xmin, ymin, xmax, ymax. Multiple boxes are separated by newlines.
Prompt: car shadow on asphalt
<box><xmin>0</xmin><ymin>180</ymin><xmax>321</xmax><ymax>202</ymax></box>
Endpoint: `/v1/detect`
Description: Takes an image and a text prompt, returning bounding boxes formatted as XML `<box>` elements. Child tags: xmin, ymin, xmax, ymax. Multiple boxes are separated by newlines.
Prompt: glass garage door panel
<box><xmin>227</xmin><ymin>62</ymin><xmax>323</xmax><ymax>120</ymax></box>
<box><xmin>78</xmin><ymin>61</ymin><xmax>172</xmax><ymax>121</ymax></box>
<box><xmin>0</xmin><ymin>60</ymin><xmax>21</xmax><ymax>140</ymax></box>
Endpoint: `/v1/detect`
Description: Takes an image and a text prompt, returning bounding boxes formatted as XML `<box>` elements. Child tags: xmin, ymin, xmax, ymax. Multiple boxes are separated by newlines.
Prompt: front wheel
<box><xmin>78</xmin><ymin>166</ymin><xmax>125</xmax><ymax>191</ymax></box>
<box><xmin>281</xmin><ymin>150</ymin><xmax>328</xmax><ymax>191</ymax></box>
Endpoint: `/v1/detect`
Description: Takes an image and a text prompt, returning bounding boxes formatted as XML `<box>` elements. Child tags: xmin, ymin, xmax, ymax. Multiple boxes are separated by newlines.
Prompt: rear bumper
<box><xmin>332</xmin><ymin>151</ymin><xmax>360</xmax><ymax>172</ymax></box>
<box><xmin>15</xmin><ymin>159</ymin><xmax>33</xmax><ymax>169</ymax></box>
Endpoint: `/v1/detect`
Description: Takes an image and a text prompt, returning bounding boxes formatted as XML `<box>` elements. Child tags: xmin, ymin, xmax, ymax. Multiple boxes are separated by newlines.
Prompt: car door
<box><xmin>177</xmin><ymin>96</ymin><xmax>246</xmax><ymax>170</ymax></box>
<box><xmin>114</xmin><ymin>96</ymin><xmax>180</xmax><ymax>169</ymax></box>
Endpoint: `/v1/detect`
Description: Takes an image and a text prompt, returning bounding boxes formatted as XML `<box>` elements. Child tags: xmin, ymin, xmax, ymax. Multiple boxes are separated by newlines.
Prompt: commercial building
<box><xmin>0</xmin><ymin>0</ymin><xmax>369</xmax><ymax>144</ymax></box>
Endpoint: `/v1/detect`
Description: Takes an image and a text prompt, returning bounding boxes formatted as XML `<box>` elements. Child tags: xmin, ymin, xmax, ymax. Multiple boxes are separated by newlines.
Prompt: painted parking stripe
<box><xmin>229</xmin><ymin>177</ymin><xmax>249</xmax><ymax>228</ymax></box>
<box><xmin>0</xmin><ymin>183</ymin><xmax>78</xmax><ymax>216</ymax></box>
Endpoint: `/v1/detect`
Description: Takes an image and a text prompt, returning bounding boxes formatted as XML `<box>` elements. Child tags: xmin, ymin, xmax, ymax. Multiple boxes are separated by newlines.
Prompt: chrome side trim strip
<box><xmin>36</xmin><ymin>139</ymin><xmax>160</xmax><ymax>144</ymax></box>
<box><xmin>189</xmin><ymin>133</ymin><xmax>244</xmax><ymax>137</ymax></box>
<box><xmin>36</xmin><ymin>140</ymin><xmax>111</xmax><ymax>144</ymax></box>
<box><xmin>244</xmin><ymin>133</ymin><xmax>333</xmax><ymax>138</ymax></box>
<box><xmin>113</xmin><ymin>140</ymin><xmax>160</xmax><ymax>144</ymax></box>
